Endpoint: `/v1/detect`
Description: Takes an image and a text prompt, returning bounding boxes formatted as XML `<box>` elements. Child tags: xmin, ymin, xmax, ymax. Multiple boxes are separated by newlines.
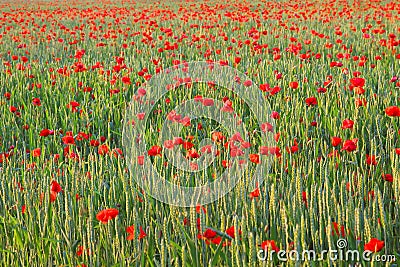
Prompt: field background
<box><xmin>0</xmin><ymin>0</ymin><xmax>399</xmax><ymax>266</ymax></box>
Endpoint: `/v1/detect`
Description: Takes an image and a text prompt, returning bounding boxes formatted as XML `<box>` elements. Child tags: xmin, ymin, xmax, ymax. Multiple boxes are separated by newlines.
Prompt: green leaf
<box><xmin>13</xmin><ymin>229</ymin><xmax>24</xmax><ymax>249</ymax></box>
<box><xmin>211</xmin><ymin>243</ymin><xmax>224</xmax><ymax>266</ymax></box>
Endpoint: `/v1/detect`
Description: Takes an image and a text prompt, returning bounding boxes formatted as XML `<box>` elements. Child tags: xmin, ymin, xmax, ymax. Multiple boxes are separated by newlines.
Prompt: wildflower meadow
<box><xmin>0</xmin><ymin>0</ymin><xmax>399</xmax><ymax>266</ymax></box>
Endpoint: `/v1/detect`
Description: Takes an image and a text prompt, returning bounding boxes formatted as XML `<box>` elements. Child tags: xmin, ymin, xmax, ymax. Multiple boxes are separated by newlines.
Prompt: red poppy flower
<box><xmin>62</xmin><ymin>135</ymin><xmax>75</xmax><ymax>145</ymax></box>
<box><xmin>268</xmin><ymin>146</ymin><xmax>281</xmax><ymax>157</ymax></box>
<box><xmin>249</xmin><ymin>154</ymin><xmax>260</xmax><ymax>164</ymax></box>
<box><xmin>173</xmin><ymin>137</ymin><xmax>184</xmax><ymax>145</ymax></box>
<box><xmin>66</xmin><ymin>101</ymin><xmax>80</xmax><ymax>112</ymax></box>
<box><xmin>135</xmin><ymin>112</ymin><xmax>145</xmax><ymax>121</ymax></box>
<box><xmin>40</xmin><ymin>129</ymin><xmax>53</xmax><ymax>137</ymax></box>
<box><xmin>76</xmin><ymin>132</ymin><xmax>90</xmax><ymax>141</ymax></box>
<box><xmin>137</xmin><ymin>155</ymin><xmax>145</xmax><ymax>165</ymax></box>
<box><xmin>355</xmin><ymin>98</ymin><xmax>367</xmax><ymax>107</ymax></box>
<box><xmin>51</xmin><ymin>180</ymin><xmax>62</xmax><ymax>193</ymax></box>
<box><xmin>332</xmin><ymin>222</ymin><xmax>346</xmax><ymax>237</ymax></box>
<box><xmin>196</xmin><ymin>204</ymin><xmax>207</xmax><ymax>214</ymax></box>
<box><xmin>259</xmin><ymin>84</ymin><xmax>269</xmax><ymax>92</ymax></box>
<box><xmin>200</xmin><ymin>145</ymin><xmax>213</xmax><ymax>154</ymax></box>
<box><xmin>286</xmin><ymin>144</ymin><xmax>299</xmax><ymax>154</ymax></box>
<box><xmin>183</xmin><ymin>217</ymin><xmax>190</xmax><ymax>226</ymax></box>
<box><xmin>366</xmin><ymin>154</ymin><xmax>377</xmax><ymax>166</ymax></box>
<box><xmin>148</xmin><ymin>145</ymin><xmax>162</xmax><ymax>156</ymax></box>
<box><xmin>221</xmin><ymin>160</ymin><xmax>231</xmax><ymax>168</ymax></box>
<box><xmin>230</xmin><ymin>148</ymin><xmax>244</xmax><ymax>157</ymax></box>
<box><xmin>271</xmin><ymin>111</ymin><xmax>280</xmax><ymax>119</ymax></box>
<box><xmin>183</xmin><ymin>141</ymin><xmax>194</xmax><ymax>150</ymax></box>
<box><xmin>122</xmin><ymin>76</ymin><xmax>131</xmax><ymax>85</ymax></box>
<box><xmin>9</xmin><ymin>106</ymin><xmax>17</xmax><ymax>113</ymax></box>
<box><xmin>353</xmin><ymin>87</ymin><xmax>365</xmax><ymax>95</ymax></box>
<box><xmin>243</xmin><ymin>80</ymin><xmax>252</xmax><ymax>87</ymax></box>
<box><xmin>385</xmin><ymin>106</ymin><xmax>400</xmax><ymax>117</ymax></box>
<box><xmin>341</xmin><ymin>139</ymin><xmax>357</xmax><ymax>152</ymax></box>
<box><xmin>32</xmin><ymin>148</ymin><xmax>41</xmax><ymax>157</ymax></box>
<box><xmin>203</xmin><ymin>228</ymin><xmax>217</xmax><ymax>239</ymax></box>
<box><xmin>32</xmin><ymin>98</ymin><xmax>41</xmax><ymax>106</ymax></box>
<box><xmin>126</xmin><ymin>225</ymin><xmax>135</xmax><ymax>240</ymax></box>
<box><xmin>221</xmin><ymin>100</ymin><xmax>234</xmax><ymax>113</ymax></box>
<box><xmin>98</xmin><ymin>144</ymin><xmax>109</xmax><ymax>155</ymax></box>
<box><xmin>211</xmin><ymin>236</ymin><xmax>222</xmax><ymax>245</ymax></box>
<box><xmin>139</xmin><ymin>226</ymin><xmax>147</xmax><ymax>239</ymax></box>
<box><xmin>90</xmin><ymin>139</ymin><xmax>100</xmax><ymax>147</ymax></box>
<box><xmin>96</xmin><ymin>208</ymin><xmax>119</xmax><ymax>224</ymax></box>
<box><xmin>260</xmin><ymin>240</ymin><xmax>280</xmax><ymax>253</ymax></box>
<box><xmin>368</xmin><ymin>191</ymin><xmax>375</xmax><ymax>200</ymax></box>
<box><xmin>289</xmin><ymin>81</ymin><xmax>299</xmax><ymax>89</ymax></box>
<box><xmin>261</xmin><ymin>123</ymin><xmax>273</xmax><ymax>132</ymax></box>
<box><xmin>341</xmin><ymin>119</ymin><xmax>354</xmax><ymax>129</ymax></box>
<box><xmin>202</xmin><ymin>98</ymin><xmax>214</xmax><ymax>106</ymax></box>
<box><xmin>364</xmin><ymin>238</ymin><xmax>384</xmax><ymax>252</ymax></box>
<box><xmin>382</xmin><ymin>174</ymin><xmax>393</xmax><ymax>182</ymax></box>
<box><xmin>112</xmin><ymin>148</ymin><xmax>123</xmax><ymax>158</ymax></box>
<box><xmin>350</xmin><ymin>77</ymin><xmax>365</xmax><ymax>87</ymax></box>
<box><xmin>305</xmin><ymin>97</ymin><xmax>317</xmax><ymax>106</ymax></box>
<box><xmin>234</xmin><ymin>57</ymin><xmax>241</xmax><ymax>64</ymax></box>
<box><xmin>249</xmin><ymin>187</ymin><xmax>260</xmax><ymax>199</ymax></box>
<box><xmin>211</xmin><ymin>131</ymin><xmax>225</xmax><ymax>142</ymax></box>
<box><xmin>286</xmin><ymin>139</ymin><xmax>299</xmax><ymax>154</ymax></box>
<box><xmin>225</xmin><ymin>226</ymin><xmax>241</xmax><ymax>239</ymax></box>
<box><xmin>331</xmin><ymin>137</ymin><xmax>342</xmax><ymax>147</ymax></box>
<box><xmin>230</xmin><ymin>132</ymin><xmax>244</xmax><ymax>142</ymax></box>
<box><xmin>302</xmin><ymin>191</ymin><xmax>307</xmax><ymax>206</ymax></box>
<box><xmin>187</xmin><ymin>149</ymin><xmax>200</xmax><ymax>159</ymax></box>
<box><xmin>50</xmin><ymin>190</ymin><xmax>57</xmax><ymax>203</ymax></box>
